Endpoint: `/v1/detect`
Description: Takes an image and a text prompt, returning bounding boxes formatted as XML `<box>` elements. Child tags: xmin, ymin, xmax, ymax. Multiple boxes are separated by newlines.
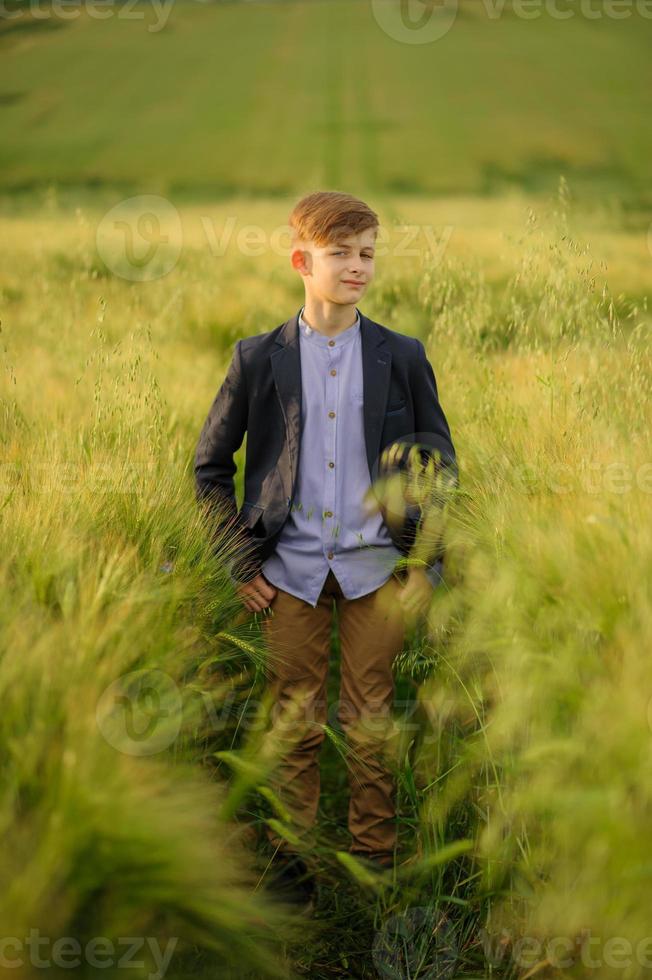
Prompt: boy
<box><xmin>194</xmin><ymin>191</ymin><xmax>457</xmax><ymax>907</ymax></box>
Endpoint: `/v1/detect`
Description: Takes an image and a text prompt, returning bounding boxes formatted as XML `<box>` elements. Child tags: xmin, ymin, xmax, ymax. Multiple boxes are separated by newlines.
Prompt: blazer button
<box><xmin>327</xmin><ymin>551</ymin><xmax>334</xmax><ymax>559</ymax></box>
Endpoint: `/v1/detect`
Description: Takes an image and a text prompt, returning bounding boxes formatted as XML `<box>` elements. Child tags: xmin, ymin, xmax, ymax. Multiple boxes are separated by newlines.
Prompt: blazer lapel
<box><xmin>270</xmin><ymin>308</ymin><xmax>392</xmax><ymax>495</ymax></box>
<box><xmin>360</xmin><ymin>312</ymin><xmax>392</xmax><ymax>482</ymax></box>
<box><xmin>270</xmin><ymin>313</ymin><xmax>302</xmax><ymax>505</ymax></box>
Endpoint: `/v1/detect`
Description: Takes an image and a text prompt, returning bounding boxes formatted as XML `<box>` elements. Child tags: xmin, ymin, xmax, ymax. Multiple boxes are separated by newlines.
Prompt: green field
<box><xmin>2</xmin><ymin>2</ymin><xmax>652</xmax><ymax>977</ymax></box>
<box><xmin>1</xmin><ymin>0</ymin><xmax>651</xmax><ymax>212</ymax></box>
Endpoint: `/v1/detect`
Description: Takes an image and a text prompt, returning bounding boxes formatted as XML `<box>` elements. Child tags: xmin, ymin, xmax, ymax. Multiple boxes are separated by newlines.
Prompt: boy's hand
<box><xmin>397</xmin><ymin>567</ymin><xmax>433</xmax><ymax>624</ymax></box>
<box><xmin>236</xmin><ymin>573</ymin><xmax>278</xmax><ymax>613</ymax></box>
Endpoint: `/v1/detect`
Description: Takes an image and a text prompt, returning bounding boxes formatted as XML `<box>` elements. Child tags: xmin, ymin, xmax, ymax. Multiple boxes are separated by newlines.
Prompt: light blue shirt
<box><xmin>231</xmin><ymin>306</ymin><xmax>444</xmax><ymax>603</ymax></box>
<box><xmin>257</xmin><ymin>305</ymin><xmax>405</xmax><ymax>607</ymax></box>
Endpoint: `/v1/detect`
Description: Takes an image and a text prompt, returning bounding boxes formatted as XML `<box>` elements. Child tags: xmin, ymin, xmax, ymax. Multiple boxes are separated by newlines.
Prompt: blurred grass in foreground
<box><xmin>0</xmin><ymin>180</ymin><xmax>651</xmax><ymax>977</ymax></box>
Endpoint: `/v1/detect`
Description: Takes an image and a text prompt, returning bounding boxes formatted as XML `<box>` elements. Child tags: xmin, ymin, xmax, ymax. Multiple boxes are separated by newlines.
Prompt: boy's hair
<box><xmin>289</xmin><ymin>190</ymin><xmax>379</xmax><ymax>249</ymax></box>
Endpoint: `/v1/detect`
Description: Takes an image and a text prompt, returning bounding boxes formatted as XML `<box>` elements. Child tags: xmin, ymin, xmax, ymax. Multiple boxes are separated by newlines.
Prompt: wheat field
<box><xmin>1</xmin><ymin>0</ymin><xmax>652</xmax><ymax>975</ymax></box>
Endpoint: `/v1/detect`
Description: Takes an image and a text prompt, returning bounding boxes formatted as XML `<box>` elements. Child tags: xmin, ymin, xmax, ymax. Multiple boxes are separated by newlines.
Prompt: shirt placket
<box><xmin>324</xmin><ymin>337</ymin><xmax>339</xmax><ymax>561</ymax></box>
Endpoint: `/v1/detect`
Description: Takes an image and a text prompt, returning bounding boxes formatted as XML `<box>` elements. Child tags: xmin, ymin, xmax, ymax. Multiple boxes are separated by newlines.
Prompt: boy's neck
<box><xmin>300</xmin><ymin>300</ymin><xmax>359</xmax><ymax>338</ymax></box>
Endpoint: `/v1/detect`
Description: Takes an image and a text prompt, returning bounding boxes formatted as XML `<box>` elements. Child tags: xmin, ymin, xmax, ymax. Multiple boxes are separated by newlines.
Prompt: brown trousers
<box><xmin>260</xmin><ymin>566</ymin><xmax>408</xmax><ymax>862</ymax></box>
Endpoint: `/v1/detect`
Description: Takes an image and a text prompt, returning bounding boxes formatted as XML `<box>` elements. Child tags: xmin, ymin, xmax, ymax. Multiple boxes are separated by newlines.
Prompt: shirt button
<box><xmin>327</xmin><ymin>551</ymin><xmax>334</xmax><ymax>559</ymax></box>
<box><xmin>324</xmin><ymin>510</ymin><xmax>332</xmax><ymax>517</ymax></box>
<box><xmin>328</xmin><ymin>411</ymin><xmax>335</xmax><ymax>418</ymax></box>
<box><xmin>330</xmin><ymin>369</ymin><xmax>336</xmax><ymax>376</ymax></box>
<box><xmin>328</xmin><ymin>461</ymin><xmax>334</xmax><ymax>468</ymax></box>
<box><xmin>328</xmin><ymin>340</ymin><xmax>335</xmax><ymax>347</ymax></box>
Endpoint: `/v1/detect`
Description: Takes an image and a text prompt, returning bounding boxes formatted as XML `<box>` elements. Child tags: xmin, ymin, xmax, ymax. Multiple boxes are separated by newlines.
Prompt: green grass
<box><xmin>1</xmin><ymin>181</ymin><xmax>651</xmax><ymax>975</ymax></box>
<box><xmin>0</xmin><ymin>0</ymin><xmax>651</xmax><ymax>210</ymax></box>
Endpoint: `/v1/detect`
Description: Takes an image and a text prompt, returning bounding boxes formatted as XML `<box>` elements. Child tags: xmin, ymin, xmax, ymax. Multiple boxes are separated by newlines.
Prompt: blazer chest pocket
<box><xmin>239</xmin><ymin>501</ymin><xmax>265</xmax><ymax>531</ymax></box>
<box><xmin>352</xmin><ymin>388</ymin><xmax>407</xmax><ymax>415</ymax></box>
<box><xmin>385</xmin><ymin>398</ymin><xmax>407</xmax><ymax>416</ymax></box>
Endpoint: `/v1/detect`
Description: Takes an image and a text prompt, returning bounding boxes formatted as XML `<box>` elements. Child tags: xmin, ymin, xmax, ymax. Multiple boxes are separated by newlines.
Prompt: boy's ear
<box><xmin>291</xmin><ymin>246</ymin><xmax>312</xmax><ymax>276</ymax></box>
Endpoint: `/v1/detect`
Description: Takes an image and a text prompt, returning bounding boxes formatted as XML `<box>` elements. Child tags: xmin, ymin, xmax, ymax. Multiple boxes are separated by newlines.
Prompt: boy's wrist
<box><xmin>227</xmin><ymin>556</ymin><xmax>263</xmax><ymax>587</ymax></box>
<box><xmin>405</xmin><ymin>558</ymin><xmax>444</xmax><ymax>589</ymax></box>
<box><xmin>423</xmin><ymin>560</ymin><xmax>444</xmax><ymax>589</ymax></box>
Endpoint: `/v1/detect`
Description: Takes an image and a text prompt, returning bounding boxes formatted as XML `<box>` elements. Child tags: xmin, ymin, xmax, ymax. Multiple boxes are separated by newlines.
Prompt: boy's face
<box><xmin>292</xmin><ymin>227</ymin><xmax>376</xmax><ymax>307</ymax></box>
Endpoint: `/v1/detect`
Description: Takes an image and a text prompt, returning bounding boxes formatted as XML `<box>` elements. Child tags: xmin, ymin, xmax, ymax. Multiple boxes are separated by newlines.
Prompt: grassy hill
<box><xmin>0</xmin><ymin>0</ymin><xmax>651</xmax><ymax>212</ymax></box>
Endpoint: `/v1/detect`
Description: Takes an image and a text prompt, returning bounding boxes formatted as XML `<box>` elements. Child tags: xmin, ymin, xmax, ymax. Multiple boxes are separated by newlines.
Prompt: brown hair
<box><xmin>288</xmin><ymin>190</ymin><xmax>379</xmax><ymax>248</ymax></box>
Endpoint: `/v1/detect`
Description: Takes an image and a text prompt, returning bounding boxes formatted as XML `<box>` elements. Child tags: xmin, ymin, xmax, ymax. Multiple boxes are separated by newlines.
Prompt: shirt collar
<box><xmin>298</xmin><ymin>305</ymin><xmax>361</xmax><ymax>347</ymax></box>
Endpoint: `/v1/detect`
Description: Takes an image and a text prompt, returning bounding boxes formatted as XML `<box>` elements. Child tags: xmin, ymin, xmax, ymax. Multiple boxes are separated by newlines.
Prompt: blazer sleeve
<box><xmin>407</xmin><ymin>337</ymin><xmax>458</xmax><ymax>578</ymax></box>
<box><xmin>411</xmin><ymin>338</ymin><xmax>457</xmax><ymax>475</ymax></box>
<box><xmin>194</xmin><ymin>340</ymin><xmax>262</xmax><ymax>583</ymax></box>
